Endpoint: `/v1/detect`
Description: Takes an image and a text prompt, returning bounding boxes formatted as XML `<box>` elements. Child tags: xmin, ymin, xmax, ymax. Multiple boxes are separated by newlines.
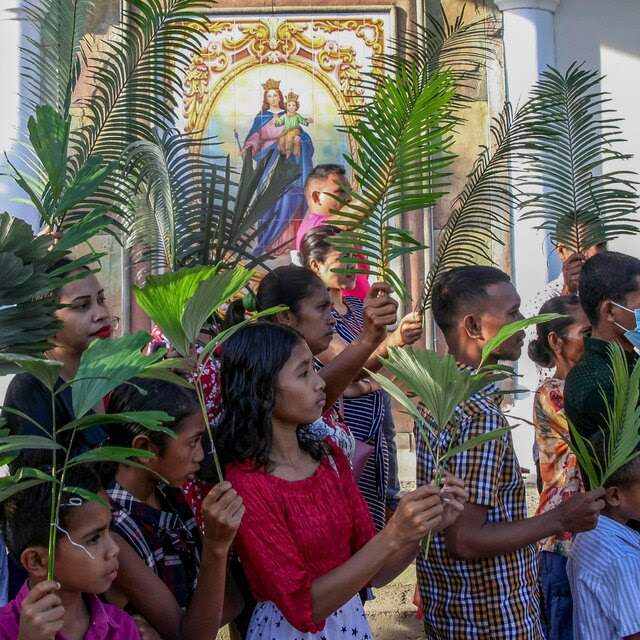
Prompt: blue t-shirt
<box><xmin>568</xmin><ymin>515</ymin><xmax>640</xmax><ymax>639</ymax></box>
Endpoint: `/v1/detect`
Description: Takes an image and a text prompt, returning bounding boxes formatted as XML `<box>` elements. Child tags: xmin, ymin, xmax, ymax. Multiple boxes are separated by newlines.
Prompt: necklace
<box><xmin>333</xmin><ymin>299</ymin><xmax>363</xmax><ymax>335</ymax></box>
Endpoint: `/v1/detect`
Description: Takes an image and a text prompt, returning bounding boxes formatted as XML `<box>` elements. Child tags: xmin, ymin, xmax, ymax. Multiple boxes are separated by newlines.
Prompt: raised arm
<box><xmin>317</xmin><ymin>282</ymin><xmax>397</xmax><ymax>408</ymax></box>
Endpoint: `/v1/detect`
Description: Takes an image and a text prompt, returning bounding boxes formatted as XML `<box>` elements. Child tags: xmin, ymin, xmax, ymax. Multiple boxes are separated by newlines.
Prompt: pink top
<box><xmin>226</xmin><ymin>441</ymin><xmax>376</xmax><ymax>633</ymax></box>
<box><xmin>242</xmin><ymin>117</ymin><xmax>282</xmax><ymax>156</ymax></box>
<box><xmin>0</xmin><ymin>581</ymin><xmax>141</xmax><ymax>640</ymax></box>
<box><xmin>296</xmin><ymin>212</ymin><xmax>371</xmax><ymax>300</ymax></box>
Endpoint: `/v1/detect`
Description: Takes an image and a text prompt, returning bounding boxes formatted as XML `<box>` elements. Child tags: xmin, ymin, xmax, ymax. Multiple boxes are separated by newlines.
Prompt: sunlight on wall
<box><xmin>600</xmin><ymin>44</ymin><xmax>640</xmax><ymax>259</ymax></box>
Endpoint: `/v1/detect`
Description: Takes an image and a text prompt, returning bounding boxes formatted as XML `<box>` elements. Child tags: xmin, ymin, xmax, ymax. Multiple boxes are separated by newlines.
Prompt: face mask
<box><xmin>611</xmin><ymin>301</ymin><xmax>640</xmax><ymax>351</ymax></box>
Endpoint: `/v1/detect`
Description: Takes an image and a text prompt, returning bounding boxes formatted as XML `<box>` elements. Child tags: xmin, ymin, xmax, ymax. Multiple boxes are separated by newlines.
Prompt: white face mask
<box><xmin>611</xmin><ymin>301</ymin><xmax>640</xmax><ymax>354</ymax></box>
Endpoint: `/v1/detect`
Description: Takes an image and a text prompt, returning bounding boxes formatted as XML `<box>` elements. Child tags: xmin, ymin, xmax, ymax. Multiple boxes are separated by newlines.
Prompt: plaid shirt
<box><xmin>108</xmin><ymin>481</ymin><xmax>202</xmax><ymax>611</ymax></box>
<box><xmin>416</xmin><ymin>373</ymin><xmax>544</xmax><ymax>639</ymax></box>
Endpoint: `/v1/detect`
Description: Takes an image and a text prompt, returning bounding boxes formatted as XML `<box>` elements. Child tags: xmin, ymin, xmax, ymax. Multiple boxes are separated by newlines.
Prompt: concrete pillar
<box><xmin>494</xmin><ymin>0</ymin><xmax>561</xmax><ymax>473</ymax></box>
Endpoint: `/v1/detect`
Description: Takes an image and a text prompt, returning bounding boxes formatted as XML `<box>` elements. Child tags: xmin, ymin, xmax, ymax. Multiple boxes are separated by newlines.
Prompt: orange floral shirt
<box><xmin>534</xmin><ymin>378</ymin><xmax>584</xmax><ymax>555</ymax></box>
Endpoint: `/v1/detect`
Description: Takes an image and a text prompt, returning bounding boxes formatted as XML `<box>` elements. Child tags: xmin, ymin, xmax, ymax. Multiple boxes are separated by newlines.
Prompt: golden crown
<box><xmin>286</xmin><ymin>90</ymin><xmax>299</xmax><ymax>102</ymax></box>
<box><xmin>262</xmin><ymin>78</ymin><xmax>281</xmax><ymax>91</ymax></box>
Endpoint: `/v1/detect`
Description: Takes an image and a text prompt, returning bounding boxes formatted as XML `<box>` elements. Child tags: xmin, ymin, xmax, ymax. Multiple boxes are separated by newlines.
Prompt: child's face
<box><xmin>53</xmin><ymin>495</ymin><xmax>119</xmax><ymax>594</ymax></box>
<box><xmin>287</xmin><ymin>101</ymin><xmax>298</xmax><ymax>114</ymax></box>
<box><xmin>150</xmin><ymin>410</ymin><xmax>206</xmax><ymax>487</ymax></box>
<box><xmin>272</xmin><ymin>341</ymin><xmax>326</xmax><ymax>428</ymax></box>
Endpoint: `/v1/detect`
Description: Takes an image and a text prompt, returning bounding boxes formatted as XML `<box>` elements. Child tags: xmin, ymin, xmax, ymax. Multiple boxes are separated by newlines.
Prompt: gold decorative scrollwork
<box><xmin>182</xmin><ymin>15</ymin><xmax>388</xmax><ymax>134</ymax></box>
<box><xmin>183</xmin><ymin>53</ymin><xmax>210</xmax><ymax>132</ymax></box>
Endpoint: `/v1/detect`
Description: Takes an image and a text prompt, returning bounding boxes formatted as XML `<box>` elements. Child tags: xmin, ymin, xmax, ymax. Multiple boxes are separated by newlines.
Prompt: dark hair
<box><xmin>431</xmin><ymin>266</ymin><xmax>511</xmax><ymax>336</ymax></box>
<box><xmin>215</xmin><ymin>323</ymin><xmax>327</xmax><ymax>471</ymax></box>
<box><xmin>303</xmin><ymin>164</ymin><xmax>346</xmax><ymax>196</ymax></box>
<box><xmin>528</xmin><ymin>295</ymin><xmax>583</xmax><ymax>368</ymax></box>
<box><xmin>37</xmin><ymin>257</ymin><xmax>92</xmax><ymax>302</ymax></box>
<box><xmin>0</xmin><ymin>464</ymin><xmax>102</xmax><ymax>565</ymax></box>
<box><xmin>106</xmin><ymin>378</ymin><xmax>199</xmax><ymax>450</ymax></box>
<box><xmin>589</xmin><ymin>432</ymin><xmax>640</xmax><ymax>489</ymax></box>
<box><xmin>579</xmin><ymin>251</ymin><xmax>640</xmax><ymax>325</ymax></box>
<box><xmin>299</xmin><ymin>224</ymin><xmax>341</xmax><ymax>269</ymax></box>
<box><xmin>223</xmin><ymin>265</ymin><xmax>324</xmax><ymax>328</ymax></box>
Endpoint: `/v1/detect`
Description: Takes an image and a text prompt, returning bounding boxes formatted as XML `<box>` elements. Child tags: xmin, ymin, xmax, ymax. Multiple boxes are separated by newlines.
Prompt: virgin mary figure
<box><xmin>241</xmin><ymin>78</ymin><xmax>314</xmax><ymax>256</ymax></box>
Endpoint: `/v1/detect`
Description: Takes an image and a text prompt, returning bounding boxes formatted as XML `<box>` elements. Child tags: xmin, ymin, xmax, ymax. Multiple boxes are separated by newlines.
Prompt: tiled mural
<box><xmin>181</xmin><ymin>11</ymin><xmax>394</xmax><ymax>256</ymax></box>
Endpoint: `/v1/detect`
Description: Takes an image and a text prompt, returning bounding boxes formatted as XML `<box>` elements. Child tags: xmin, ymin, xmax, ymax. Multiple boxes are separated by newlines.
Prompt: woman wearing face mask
<box><xmin>215</xmin><ymin>322</ymin><xmax>468</xmax><ymax>640</ymax></box>
<box><xmin>528</xmin><ymin>295</ymin><xmax>590</xmax><ymax>640</ymax></box>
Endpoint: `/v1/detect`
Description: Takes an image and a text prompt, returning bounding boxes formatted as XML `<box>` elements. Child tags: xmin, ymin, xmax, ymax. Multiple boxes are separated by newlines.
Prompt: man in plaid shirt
<box><xmin>417</xmin><ymin>266</ymin><xmax>606</xmax><ymax>639</ymax></box>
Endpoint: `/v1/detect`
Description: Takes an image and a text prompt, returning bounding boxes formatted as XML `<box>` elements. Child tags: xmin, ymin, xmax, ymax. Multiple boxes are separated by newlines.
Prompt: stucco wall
<box><xmin>554</xmin><ymin>0</ymin><xmax>640</xmax><ymax>260</ymax></box>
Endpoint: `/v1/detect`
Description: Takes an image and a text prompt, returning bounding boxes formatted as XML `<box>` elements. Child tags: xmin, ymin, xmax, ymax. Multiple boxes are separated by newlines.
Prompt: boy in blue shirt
<box><xmin>568</xmin><ymin>446</ymin><xmax>640</xmax><ymax>639</ymax></box>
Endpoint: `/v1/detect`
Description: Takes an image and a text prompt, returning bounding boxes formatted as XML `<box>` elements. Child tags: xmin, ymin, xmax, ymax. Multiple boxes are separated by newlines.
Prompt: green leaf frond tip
<box><xmin>132</xmin><ymin>265</ymin><xmax>254</xmax><ymax>358</ymax></box>
<box><xmin>560</xmin><ymin>342</ymin><xmax>640</xmax><ymax>488</ymax></box>
<box><xmin>479</xmin><ymin>313</ymin><xmax>565</xmax><ymax>367</ymax></box>
<box><xmin>420</xmin><ymin>102</ymin><xmax>537</xmax><ymax>314</ymax></box>
<box><xmin>333</xmin><ymin>67</ymin><xmax>458</xmax><ymax>299</ymax></box>
<box><xmin>518</xmin><ymin>62</ymin><xmax>639</xmax><ymax>253</ymax></box>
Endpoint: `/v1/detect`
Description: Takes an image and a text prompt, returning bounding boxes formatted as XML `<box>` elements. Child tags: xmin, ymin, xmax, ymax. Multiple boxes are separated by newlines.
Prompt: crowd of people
<box><xmin>0</xmin><ymin>163</ymin><xmax>639</xmax><ymax>640</ymax></box>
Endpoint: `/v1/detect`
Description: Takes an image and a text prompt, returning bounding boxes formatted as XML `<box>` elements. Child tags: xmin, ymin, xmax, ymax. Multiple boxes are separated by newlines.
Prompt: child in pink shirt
<box><xmin>0</xmin><ymin>466</ymin><xmax>141</xmax><ymax>640</ymax></box>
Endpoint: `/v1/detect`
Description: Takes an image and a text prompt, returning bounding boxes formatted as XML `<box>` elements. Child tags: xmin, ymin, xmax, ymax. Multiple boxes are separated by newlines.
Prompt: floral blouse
<box><xmin>533</xmin><ymin>378</ymin><xmax>584</xmax><ymax>555</ymax></box>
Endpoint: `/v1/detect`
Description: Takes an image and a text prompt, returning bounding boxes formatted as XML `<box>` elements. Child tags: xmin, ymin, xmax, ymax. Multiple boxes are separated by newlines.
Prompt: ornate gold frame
<box><xmin>182</xmin><ymin>12</ymin><xmax>393</xmax><ymax>158</ymax></box>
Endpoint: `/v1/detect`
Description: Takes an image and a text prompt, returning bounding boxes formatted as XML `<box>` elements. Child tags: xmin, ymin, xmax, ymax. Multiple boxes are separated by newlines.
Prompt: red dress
<box><xmin>226</xmin><ymin>440</ymin><xmax>376</xmax><ymax>633</ymax></box>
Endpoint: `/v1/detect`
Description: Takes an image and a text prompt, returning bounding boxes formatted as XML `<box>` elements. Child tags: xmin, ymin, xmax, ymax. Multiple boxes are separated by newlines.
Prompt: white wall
<box><xmin>555</xmin><ymin>0</ymin><xmax>640</xmax><ymax>259</ymax></box>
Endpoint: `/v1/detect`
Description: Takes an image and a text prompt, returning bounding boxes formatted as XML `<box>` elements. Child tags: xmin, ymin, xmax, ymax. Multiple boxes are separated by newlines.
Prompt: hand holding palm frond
<box><xmin>419</xmin><ymin>103</ymin><xmax>539</xmax><ymax>313</ymax></box>
<box><xmin>559</xmin><ymin>343</ymin><xmax>640</xmax><ymax>488</ymax></box>
<box><xmin>329</xmin><ymin>69</ymin><xmax>457</xmax><ymax>299</ymax></box>
<box><xmin>519</xmin><ymin>63</ymin><xmax>639</xmax><ymax>252</ymax></box>
<box><xmin>124</xmin><ymin>130</ymin><xmax>300</xmax><ymax>276</ymax></box>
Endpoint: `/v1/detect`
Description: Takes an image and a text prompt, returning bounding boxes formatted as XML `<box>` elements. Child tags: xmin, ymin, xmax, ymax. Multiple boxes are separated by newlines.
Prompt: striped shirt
<box><xmin>328</xmin><ymin>296</ymin><xmax>388</xmax><ymax>531</ymax></box>
<box><xmin>568</xmin><ymin>515</ymin><xmax>640</xmax><ymax>639</ymax></box>
<box><xmin>416</xmin><ymin>373</ymin><xmax>544</xmax><ymax>639</ymax></box>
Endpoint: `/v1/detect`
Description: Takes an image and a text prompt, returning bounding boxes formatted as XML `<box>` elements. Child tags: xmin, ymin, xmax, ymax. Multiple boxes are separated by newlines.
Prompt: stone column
<box><xmin>495</xmin><ymin>0</ymin><xmax>560</xmax><ymax>295</ymax></box>
<box><xmin>494</xmin><ymin>0</ymin><xmax>560</xmax><ymax>473</ymax></box>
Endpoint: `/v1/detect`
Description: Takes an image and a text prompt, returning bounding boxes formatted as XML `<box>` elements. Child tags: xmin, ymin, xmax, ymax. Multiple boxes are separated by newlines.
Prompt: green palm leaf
<box><xmin>419</xmin><ymin>104</ymin><xmax>539</xmax><ymax>313</ymax></box>
<box><xmin>70</xmin><ymin>0</ymin><xmax>210</xmax><ymax>171</ymax></box>
<box><xmin>329</xmin><ymin>68</ymin><xmax>457</xmax><ymax>299</ymax></box>
<box><xmin>0</xmin><ymin>212</ymin><xmax>106</xmax><ymax>357</ymax></box>
<box><xmin>380</xmin><ymin>5</ymin><xmax>493</xmax><ymax>109</ymax></box>
<box><xmin>519</xmin><ymin>63</ymin><xmax>639</xmax><ymax>252</ymax></box>
<box><xmin>124</xmin><ymin>130</ymin><xmax>300</xmax><ymax>275</ymax></box>
<box><xmin>21</xmin><ymin>0</ymin><xmax>93</xmax><ymax>115</ymax></box>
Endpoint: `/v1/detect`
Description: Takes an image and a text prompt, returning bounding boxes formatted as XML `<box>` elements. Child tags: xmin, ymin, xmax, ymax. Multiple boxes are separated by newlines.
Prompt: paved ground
<box><xmin>216</xmin><ymin>451</ymin><xmax>541</xmax><ymax>639</ymax></box>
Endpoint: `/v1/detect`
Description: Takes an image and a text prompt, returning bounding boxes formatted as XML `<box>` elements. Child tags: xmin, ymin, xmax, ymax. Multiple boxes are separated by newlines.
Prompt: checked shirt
<box><xmin>108</xmin><ymin>481</ymin><xmax>202</xmax><ymax>611</ymax></box>
<box><xmin>416</xmin><ymin>372</ymin><xmax>544</xmax><ymax>639</ymax></box>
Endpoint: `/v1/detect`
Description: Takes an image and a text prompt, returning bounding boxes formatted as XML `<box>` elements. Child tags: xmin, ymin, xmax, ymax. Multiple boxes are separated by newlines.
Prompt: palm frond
<box><xmin>124</xmin><ymin>130</ymin><xmax>300</xmax><ymax>277</ymax></box>
<box><xmin>0</xmin><ymin>212</ymin><xmax>107</xmax><ymax>358</ymax></box>
<box><xmin>518</xmin><ymin>63</ymin><xmax>639</xmax><ymax>252</ymax></box>
<box><xmin>330</xmin><ymin>68</ymin><xmax>458</xmax><ymax>299</ymax></box>
<box><xmin>420</xmin><ymin>103</ymin><xmax>538</xmax><ymax>312</ymax></box>
<box><xmin>560</xmin><ymin>343</ymin><xmax>640</xmax><ymax>487</ymax></box>
<box><xmin>21</xmin><ymin>0</ymin><xmax>94</xmax><ymax>115</ymax></box>
<box><xmin>380</xmin><ymin>5</ymin><xmax>494</xmax><ymax>109</ymax></box>
<box><xmin>70</xmin><ymin>0</ymin><xmax>210</xmax><ymax>172</ymax></box>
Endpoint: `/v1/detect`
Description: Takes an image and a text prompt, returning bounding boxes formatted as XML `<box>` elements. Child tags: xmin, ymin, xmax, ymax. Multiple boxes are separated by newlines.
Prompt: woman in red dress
<box><xmin>215</xmin><ymin>322</ymin><xmax>468</xmax><ymax>639</ymax></box>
